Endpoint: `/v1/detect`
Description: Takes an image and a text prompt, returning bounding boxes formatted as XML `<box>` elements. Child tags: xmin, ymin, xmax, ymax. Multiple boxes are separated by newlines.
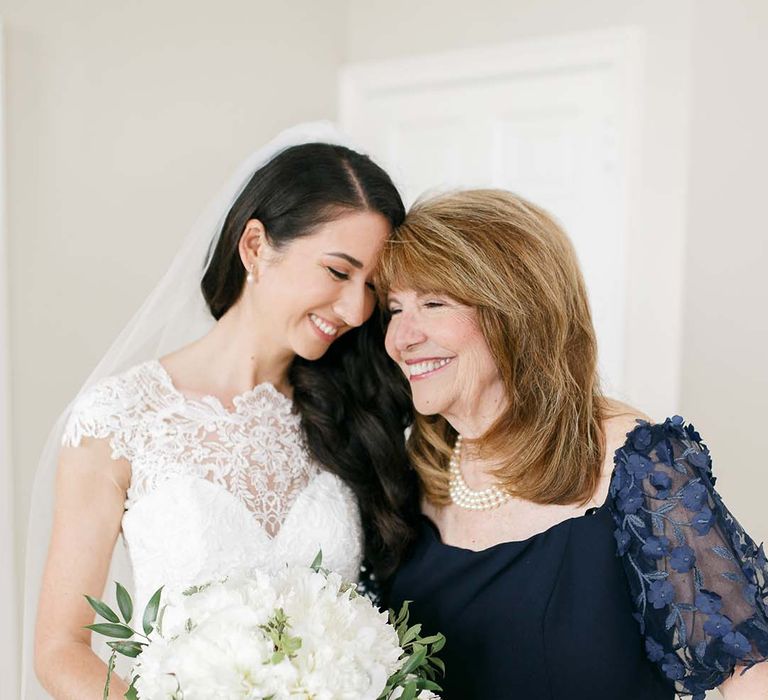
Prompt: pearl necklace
<box><xmin>448</xmin><ymin>435</ymin><xmax>511</xmax><ymax>510</ymax></box>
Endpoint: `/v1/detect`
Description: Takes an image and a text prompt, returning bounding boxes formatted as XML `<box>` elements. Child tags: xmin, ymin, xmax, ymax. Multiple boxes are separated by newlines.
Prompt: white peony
<box><xmin>131</xmin><ymin>564</ymin><xmax>410</xmax><ymax>700</ymax></box>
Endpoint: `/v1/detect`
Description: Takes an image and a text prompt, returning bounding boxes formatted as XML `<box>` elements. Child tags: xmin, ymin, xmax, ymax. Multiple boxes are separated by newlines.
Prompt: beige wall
<box><xmin>4</xmin><ymin>0</ymin><xmax>345</xmax><ymax>619</ymax></box>
<box><xmin>0</xmin><ymin>17</ymin><xmax>18</xmax><ymax>694</ymax></box>
<box><xmin>679</xmin><ymin>0</ymin><xmax>768</xmax><ymax>539</ymax></box>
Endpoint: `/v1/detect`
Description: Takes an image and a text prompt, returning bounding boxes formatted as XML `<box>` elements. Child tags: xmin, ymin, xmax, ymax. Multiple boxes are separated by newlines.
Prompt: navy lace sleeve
<box><xmin>609</xmin><ymin>416</ymin><xmax>768</xmax><ymax>699</ymax></box>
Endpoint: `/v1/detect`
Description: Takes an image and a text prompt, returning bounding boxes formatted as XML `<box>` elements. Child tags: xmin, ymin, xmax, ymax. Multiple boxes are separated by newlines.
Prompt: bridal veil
<box><xmin>21</xmin><ymin>122</ymin><xmax>356</xmax><ymax>698</ymax></box>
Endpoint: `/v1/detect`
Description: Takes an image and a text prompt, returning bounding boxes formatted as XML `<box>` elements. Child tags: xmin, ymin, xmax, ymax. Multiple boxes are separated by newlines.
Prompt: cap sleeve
<box><xmin>609</xmin><ymin>416</ymin><xmax>768</xmax><ymax>698</ymax></box>
<box><xmin>61</xmin><ymin>371</ymin><xmax>142</xmax><ymax>462</ymax></box>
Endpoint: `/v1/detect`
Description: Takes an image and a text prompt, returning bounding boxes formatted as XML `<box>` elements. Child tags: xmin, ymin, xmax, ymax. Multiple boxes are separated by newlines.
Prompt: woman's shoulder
<box><xmin>601</xmin><ymin>398</ymin><xmax>652</xmax><ymax>454</ymax></box>
<box><xmin>602</xmin><ymin>402</ymin><xmax>715</xmax><ymax>493</ymax></box>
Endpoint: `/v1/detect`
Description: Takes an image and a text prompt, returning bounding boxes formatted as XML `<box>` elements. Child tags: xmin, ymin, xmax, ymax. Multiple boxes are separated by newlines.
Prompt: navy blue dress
<box><xmin>387</xmin><ymin>418</ymin><xmax>768</xmax><ymax>700</ymax></box>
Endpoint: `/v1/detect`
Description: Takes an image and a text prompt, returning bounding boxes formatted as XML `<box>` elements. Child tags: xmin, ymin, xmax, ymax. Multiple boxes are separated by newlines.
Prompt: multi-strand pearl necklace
<box><xmin>448</xmin><ymin>435</ymin><xmax>511</xmax><ymax>510</ymax></box>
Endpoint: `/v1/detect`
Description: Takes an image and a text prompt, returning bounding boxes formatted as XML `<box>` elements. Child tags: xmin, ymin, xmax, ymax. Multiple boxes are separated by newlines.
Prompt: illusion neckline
<box><xmin>149</xmin><ymin>359</ymin><xmax>295</xmax><ymax>416</ymax></box>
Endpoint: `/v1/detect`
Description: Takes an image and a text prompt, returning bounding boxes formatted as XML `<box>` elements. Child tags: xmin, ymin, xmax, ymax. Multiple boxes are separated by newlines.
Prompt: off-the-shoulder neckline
<box><xmin>421</xmin><ymin>416</ymin><xmax>694</xmax><ymax>553</ymax></box>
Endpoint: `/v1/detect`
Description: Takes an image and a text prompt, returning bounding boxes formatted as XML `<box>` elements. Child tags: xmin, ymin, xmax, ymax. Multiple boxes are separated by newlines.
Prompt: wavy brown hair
<box><xmin>377</xmin><ymin>189</ymin><xmax>606</xmax><ymax>506</ymax></box>
<box><xmin>202</xmin><ymin>143</ymin><xmax>417</xmax><ymax>580</ymax></box>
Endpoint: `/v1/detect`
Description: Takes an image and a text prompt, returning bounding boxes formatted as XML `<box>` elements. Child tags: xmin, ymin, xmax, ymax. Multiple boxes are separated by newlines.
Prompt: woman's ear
<box><xmin>238</xmin><ymin>219</ymin><xmax>267</xmax><ymax>282</ymax></box>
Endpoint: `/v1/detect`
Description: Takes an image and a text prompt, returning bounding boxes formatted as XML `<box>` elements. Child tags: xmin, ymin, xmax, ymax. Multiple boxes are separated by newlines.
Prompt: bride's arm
<box><xmin>35</xmin><ymin>438</ymin><xmax>131</xmax><ymax>699</ymax></box>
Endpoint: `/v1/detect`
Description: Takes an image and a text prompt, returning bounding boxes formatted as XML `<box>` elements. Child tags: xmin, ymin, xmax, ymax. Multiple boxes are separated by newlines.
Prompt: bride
<box><xmin>24</xmin><ymin>123</ymin><xmax>416</xmax><ymax>698</ymax></box>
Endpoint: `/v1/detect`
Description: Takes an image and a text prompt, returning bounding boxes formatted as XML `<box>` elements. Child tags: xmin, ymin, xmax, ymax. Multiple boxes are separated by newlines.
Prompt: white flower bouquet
<box><xmin>86</xmin><ymin>554</ymin><xmax>444</xmax><ymax>700</ymax></box>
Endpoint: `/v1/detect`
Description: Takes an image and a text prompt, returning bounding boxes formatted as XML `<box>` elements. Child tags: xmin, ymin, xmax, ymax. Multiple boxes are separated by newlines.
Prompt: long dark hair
<box><xmin>201</xmin><ymin>143</ymin><xmax>417</xmax><ymax>581</ymax></box>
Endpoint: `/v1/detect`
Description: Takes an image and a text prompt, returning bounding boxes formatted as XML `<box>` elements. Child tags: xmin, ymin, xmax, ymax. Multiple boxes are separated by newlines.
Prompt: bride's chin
<box><xmin>294</xmin><ymin>344</ymin><xmax>331</xmax><ymax>362</ymax></box>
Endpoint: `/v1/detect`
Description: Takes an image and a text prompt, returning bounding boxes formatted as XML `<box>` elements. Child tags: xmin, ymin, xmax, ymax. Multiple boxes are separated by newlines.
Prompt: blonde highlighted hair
<box><xmin>377</xmin><ymin>189</ymin><xmax>606</xmax><ymax>506</ymax></box>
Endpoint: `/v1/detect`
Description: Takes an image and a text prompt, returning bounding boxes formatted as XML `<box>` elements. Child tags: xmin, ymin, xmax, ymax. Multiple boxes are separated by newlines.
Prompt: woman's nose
<box><xmin>332</xmin><ymin>285</ymin><xmax>369</xmax><ymax>328</ymax></box>
<box><xmin>392</xmin><ymin>313</ymin><xmax>427</xmax><ymax>351</ymax></box>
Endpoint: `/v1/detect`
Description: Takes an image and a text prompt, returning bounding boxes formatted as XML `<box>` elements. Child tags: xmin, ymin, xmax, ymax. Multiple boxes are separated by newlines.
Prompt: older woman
<box><xmin>378</xmin><ymin>190</ymin><xmax>768</xmax><ymax>700</ymax></box>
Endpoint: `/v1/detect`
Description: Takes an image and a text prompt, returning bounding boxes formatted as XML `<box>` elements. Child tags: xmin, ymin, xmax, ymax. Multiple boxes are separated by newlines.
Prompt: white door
<box><xmin>340</xmin><ymin>29</ymin><xmax>644</xmax><ymax>401</ymax></box>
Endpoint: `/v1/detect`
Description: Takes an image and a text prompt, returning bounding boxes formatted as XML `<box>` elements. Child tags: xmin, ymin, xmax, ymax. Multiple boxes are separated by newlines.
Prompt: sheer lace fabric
<box><xmin>610</xmin><ymin>417</ymin><xmax>768</xmax><ymax>698</ymax></box>
<box><xmin>62</xmin><ymin>360</ymin><xmax>363</xmax><ymax>606</ymax></box>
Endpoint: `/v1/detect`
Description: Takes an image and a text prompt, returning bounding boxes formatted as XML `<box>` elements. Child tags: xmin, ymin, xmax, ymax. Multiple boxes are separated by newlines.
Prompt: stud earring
<box><xmin>246</xmin><ymin>264</ymin><xmax>255</xmax><ymax>284</ymax></box>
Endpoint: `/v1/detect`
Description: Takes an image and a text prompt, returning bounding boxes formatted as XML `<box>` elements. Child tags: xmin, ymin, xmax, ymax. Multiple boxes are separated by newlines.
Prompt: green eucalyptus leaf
<box><xmin>142</xmin><ymin>586</ymin><xmax>163</xmax><ymax>635</ymax></box>
<box><xmin>400</xmin><ymin>623</ymin><xmax>422</xmax><ymax>646</ymax></box>
<box><xmin>85</xmin><ymin>623</ymin><xmax>133</xmax><ymax>639</ymax></box>
<box><xmin>399</xmin><ymin>680</ymin><xmax>418</xmax><ymax>700</ymax></box>
<box><xmin>107</xmin><ymin>640</ymin><xmax>145</xmax><ymax>658</ymax></box>
<box><xmin>124</xmin><ymin>677</ymin><xmax>139</xmax><ymax>700</ymax></box>
<box><xmin>115</xmin><ymin>582</ymin><xmax>133</xmax><ymax>623</ymax></box>
<box><xmin>395</xmin><ymin>601</ymin><xmax>411</xmax><ymax>626</ymax></box>
<box><xmin>399</xmin><ymin>645</ymin><xmax>427</xmax><ymax>676</ymax></box>
<box><xmin>417</xmin><ymin>679</ymin><xmax>442</xmax><ymax>691</ymax></box>
<box><xmin>284</xmin><ymin>636</ymin><xmax>302</xmax><ymax>655</ymax></box>
<box><xmin>310</xmin><ymin>549</ymin><xmax>323</xmax><ymax>572</ymax></box>
<box><xmin>431</xmin><ymin>635</ymin><xmax>446</xmax><ymax>653</ymax></box>
<box><xmin>104</xmin><ymin>650</ymin><xmax>116</xmax><ymax>700</ymax></box>
<box><xmin>84</xmin><ymin>595</ymin><xmax>119</xmax><ymax>623</ymax></box>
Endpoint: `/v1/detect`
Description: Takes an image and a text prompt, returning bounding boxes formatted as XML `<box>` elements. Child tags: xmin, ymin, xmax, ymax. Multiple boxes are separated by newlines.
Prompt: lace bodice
<box><xmin>62</xmin><ymin>360</ymin><xmax>363</xmax><ymax>606</ymax></box>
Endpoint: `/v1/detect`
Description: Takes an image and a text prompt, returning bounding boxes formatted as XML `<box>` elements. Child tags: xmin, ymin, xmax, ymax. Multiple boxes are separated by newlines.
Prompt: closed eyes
<box><xmin>328</xmin><ymin>267</ymin><xmax>376</xmax><ymax>292</ymax></box>
<box><xmin>387</xmin><ymin>301</ymin><xmax>445</xmax><ymax>315</ymax></box>
<box><xmin>327</xmin><ymin>267</ymin><xmax>349</xmax><ymax>281</ymax></box>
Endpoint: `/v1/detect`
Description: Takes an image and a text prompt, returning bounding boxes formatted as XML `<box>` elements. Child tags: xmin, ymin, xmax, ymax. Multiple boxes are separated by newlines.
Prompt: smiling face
<box><xmin>384</xmin><ymin>288</ymin><xmax>506</xmax><ymax>429</ymax></box>
<box><xmin>249</xmin><ymin>210</ymin><xmax>390</xmax><ymax>362</ymax></box>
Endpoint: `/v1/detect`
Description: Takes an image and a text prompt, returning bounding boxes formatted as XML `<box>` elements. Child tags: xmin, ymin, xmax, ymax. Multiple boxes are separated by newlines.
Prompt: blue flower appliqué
<box><xmin>648</xmin><ymin>580</ymin><xmax>675</xmax><ymax>609</ymax></box>
<box><xmin>608</xmin><ymin>416</ymin><xmax>768</xmax><ymax>697</ymax></box>
<box><xmin>670</xmin><ymin>545</ymin><xmax>696</xmax><ymax>573</ymax></box>
<box><xmin>642</xmin><ymin>535</ymin><xmax>671</xmax><ymax>560</ymax></box>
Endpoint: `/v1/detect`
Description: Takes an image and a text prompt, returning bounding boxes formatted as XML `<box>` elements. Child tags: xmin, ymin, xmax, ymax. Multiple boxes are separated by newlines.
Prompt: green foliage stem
<box><xmin>378</xmin><ymin>601</ymin><xmax>446</xmax><ymax>700</ymax></box>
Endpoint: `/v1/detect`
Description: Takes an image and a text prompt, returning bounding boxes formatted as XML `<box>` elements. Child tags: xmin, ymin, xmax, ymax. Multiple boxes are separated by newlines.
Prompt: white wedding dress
<box><xmin>20</xmin><ymin>123</ymin><xmax>365</xmax><ymax>699</ymax></box>
<box><xmin>62</xmin><ymin>359</ymin><xmax>364</xmax><ymax>609</ymax></box>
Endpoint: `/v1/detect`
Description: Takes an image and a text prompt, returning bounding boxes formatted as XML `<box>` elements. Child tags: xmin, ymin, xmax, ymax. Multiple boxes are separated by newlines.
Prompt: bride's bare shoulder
<box><xmin>157</xmin><ymin>343</ymin><xmax>195</xmax><ymax>376</ymax></box>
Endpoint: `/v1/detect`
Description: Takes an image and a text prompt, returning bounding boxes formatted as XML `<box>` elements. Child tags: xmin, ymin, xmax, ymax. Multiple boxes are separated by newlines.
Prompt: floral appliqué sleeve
<box><xmin>609</xmin><ymin>416</ymin><xmax>768</xmax><ymax>699</ymax></box>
